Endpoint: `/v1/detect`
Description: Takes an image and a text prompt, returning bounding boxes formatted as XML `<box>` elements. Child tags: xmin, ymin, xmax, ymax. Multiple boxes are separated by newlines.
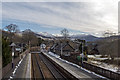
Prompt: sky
<box><xmin>1</xmin><ymin>0</ymin><xmax>119</xmax><ymax>37</ymax></box>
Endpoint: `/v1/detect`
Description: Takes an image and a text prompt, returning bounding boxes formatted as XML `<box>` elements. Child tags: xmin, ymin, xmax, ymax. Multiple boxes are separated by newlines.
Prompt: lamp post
<box><xmin>10</xmin><ymin>43</ymin><xmax>16</xmax><ymax>68</ymax></box>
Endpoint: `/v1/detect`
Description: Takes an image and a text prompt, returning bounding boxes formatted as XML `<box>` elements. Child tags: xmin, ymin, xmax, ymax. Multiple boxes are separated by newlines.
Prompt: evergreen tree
<box><xmin>2</xmin><ymin>37</ymin><xmax>12</xmax><ymax>67</ymax></box>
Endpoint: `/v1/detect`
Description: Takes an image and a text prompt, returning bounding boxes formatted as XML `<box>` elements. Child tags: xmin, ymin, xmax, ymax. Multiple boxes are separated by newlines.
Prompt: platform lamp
<box><xmin>10</xmin><ymin>42</ymin><xmax>16</xmax><ymax>68</ymax></box>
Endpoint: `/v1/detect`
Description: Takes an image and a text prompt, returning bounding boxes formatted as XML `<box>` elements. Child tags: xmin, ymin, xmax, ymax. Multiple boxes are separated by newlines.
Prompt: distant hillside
<box><xmin>35</xmin><ymin>32</ymin><xmax>101</xmax><ymax>41</ymax></box>
<box><xmin>35</xmin><ymin>33</ymin><xmax>53</xmax><ymax>39</ymax></box>
<box><xmin>70</xmin><ymin>34</ymin><xmax>99</xmax><ymax>42</ymax></box>
<box><xmin>35</xmin><ymin>32</ymin><xmax>55</xmax><ymax>40</ymax></box>
<box><xmin>87</xmin><ymin>34</ymin><xmax>120</xmax><ymax>57</ymax></box>
<box><xmin>94</xmin><ymin>35</ymin><xmax>120</xmax><ymax>43</ymax></box>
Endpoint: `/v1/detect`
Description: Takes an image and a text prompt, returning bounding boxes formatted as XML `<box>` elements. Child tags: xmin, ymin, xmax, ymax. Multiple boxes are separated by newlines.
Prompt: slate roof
<box><xmin>50</xmin><ymin>41</ymin><xmax>75</xmax><ymax>52</ymax></box>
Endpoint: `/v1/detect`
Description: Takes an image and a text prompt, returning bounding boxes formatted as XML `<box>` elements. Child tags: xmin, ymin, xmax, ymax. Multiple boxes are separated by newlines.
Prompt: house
<box><xmin>50</xmin><ymin>41</ymin><xmax>75</xmax><ymax>56</ymax></box>
<box><xmin>50</xmin><ymin>43</ymin><xmax>58</xmax><ymax>52</ymax></box>
<box><xmin>62</xmin><ymin>41</ymin><xmax>75</xmax><ymax>56</ymax></box>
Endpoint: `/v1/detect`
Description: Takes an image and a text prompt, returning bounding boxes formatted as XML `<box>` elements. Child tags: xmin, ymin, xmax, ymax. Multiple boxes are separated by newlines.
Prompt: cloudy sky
<box><xmin>1</xmin><ymin>0</ymin><xmax>119</xmax><ymax>37</ymax></box>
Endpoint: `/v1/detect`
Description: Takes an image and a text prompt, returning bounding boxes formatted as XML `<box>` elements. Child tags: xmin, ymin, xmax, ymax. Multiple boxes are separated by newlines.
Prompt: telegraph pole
<box><xmin>10</xmin><ymin>43</ymin><xmax>16</xmax><ymax>68</ymax></box>
<box><xmin>81</xmin><ymin>43</ymin><xmax>84</xmax><ymax>67</ymax></box>
<box><xmin>61</xmin><ymin>42</ymin><xmax>63</xmax><ymax>57</ymax></box>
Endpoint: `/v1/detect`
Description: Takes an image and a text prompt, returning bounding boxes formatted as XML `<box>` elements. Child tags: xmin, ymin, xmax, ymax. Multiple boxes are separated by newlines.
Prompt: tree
<box><xmin>2</xmin><ymin>36</ymin><xmax>12</xmax><ymax>67</ymax></box>
<box><xmin>12</xmin><ymin>34</ymin><xmax>22</xmax><ymax>43</ymax></box>
<box><xmin>38</xmin><ymin>38</ymin><xmax>44</xmax><ymax>46</ymax></box>
<box><xmin>22</xmin><ymin>29</ymin><xmax>38</xmax><ymax>47</ymax></box>
<box><xmin>61</xmin><ymin>28</ymin><xmax>69</xmax><ymax>39</ymax></box>
<box><xmin>79</xmin><ymin>43</ymin><xmax>82</xmax><ymax>53</ymax></box>
<box><xmin>3</xmin><ymin>24</ymin><xmax>20</xmax><ymax>43</ymax></box>
<box><xmin>4</xmin><ymin>24</ymin><xmax>19</xmax><ymax>33</ymax></box>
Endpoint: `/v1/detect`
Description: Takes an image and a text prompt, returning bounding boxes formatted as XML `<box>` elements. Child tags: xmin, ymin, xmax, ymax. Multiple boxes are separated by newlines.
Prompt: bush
<box><xmin>2</xmin><ymin>37</ymin><xmax>12</xmax><ymax>67</ymax></box>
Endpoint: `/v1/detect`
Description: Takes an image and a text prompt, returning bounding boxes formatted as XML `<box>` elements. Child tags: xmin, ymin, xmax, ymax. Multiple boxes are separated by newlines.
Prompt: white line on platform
<box><xmin>8</xmin><ymin>55</ymin><xmax>25</xmax><ymax>80</ymax></box>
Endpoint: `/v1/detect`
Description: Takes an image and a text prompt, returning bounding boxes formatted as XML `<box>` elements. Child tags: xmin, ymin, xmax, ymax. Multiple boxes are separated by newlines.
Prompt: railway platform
<box><xmin>42</xmin><ymin>51</ymin><xmax>108</xmax><ymax>79</ymax></box>
<box><xmin>3</xmin><ymin>53</ymin><xmax>31</xmax><ymax>79</ymax></box>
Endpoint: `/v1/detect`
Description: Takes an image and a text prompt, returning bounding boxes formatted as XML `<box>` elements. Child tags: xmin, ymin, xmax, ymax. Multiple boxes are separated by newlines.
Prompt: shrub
<box><xmin>2</xmin><ymin>37</ymin><xmax>12</xmax><ymax>67</ymax></box>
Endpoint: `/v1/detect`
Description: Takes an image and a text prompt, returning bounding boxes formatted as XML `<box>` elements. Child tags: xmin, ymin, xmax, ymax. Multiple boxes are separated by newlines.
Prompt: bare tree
<box><xmin>5</xmin><ymin>24</ymin><xmax>19</xmax><ymax>33</ymax></box>
<box><xmin>22</xmin><ymin>29</ymin><xmax>38</xmax><ymax>47</ymax></box>
<box><xmin>3</xmin><ymin>24</ymin><xmax>20</xmax><ymax>42</ymax></box>
<box><xmin>61</xmin><ymin>28</ymin><xmax>69</xmax><ymax>39</ymax></box>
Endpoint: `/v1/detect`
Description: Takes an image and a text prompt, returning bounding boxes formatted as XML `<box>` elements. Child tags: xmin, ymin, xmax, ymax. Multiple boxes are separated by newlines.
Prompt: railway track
<box><xmin>31</xmin><ymin>53</ymin><xmax>78</xmax><ymax>80</ymax></box>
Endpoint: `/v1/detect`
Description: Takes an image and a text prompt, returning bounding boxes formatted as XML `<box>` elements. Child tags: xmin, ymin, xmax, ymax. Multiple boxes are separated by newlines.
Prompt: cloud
<box><xmin>2</xmin><ymin>0</ymin><xmax>119</xmax><ymax>36</ymax></box>
<box><xmin>2</xmin><ymin>0</ymin><xmax>119</xmax><ymax>2</ymax></box>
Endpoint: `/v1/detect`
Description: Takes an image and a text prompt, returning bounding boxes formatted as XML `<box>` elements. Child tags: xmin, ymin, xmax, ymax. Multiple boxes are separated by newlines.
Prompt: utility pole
<box><xmin>61</xmin><ymin>42</ymin><xmax>63</xmax><ymax>57</ymax></box>
<box><xmin>29</xmin><ymin>41</ymin><xmax>31</xmax><ymax>50</ymax></box>
<box><xmin>81</xmin><ymin>43</ymin><xmax>84</xmax><ymax>67</ymax></box>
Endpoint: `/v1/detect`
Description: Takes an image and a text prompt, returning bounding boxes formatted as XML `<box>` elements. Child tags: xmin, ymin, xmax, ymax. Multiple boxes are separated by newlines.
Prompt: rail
<box><xmin>41</xmin><ymin>52</ymin><xmax>78</xmax><ymax>79</ymax></box>
<box><xmin>31</xmin><ymin>52</ymin><xmax>78</xmax><ymax>80</ymax></box>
